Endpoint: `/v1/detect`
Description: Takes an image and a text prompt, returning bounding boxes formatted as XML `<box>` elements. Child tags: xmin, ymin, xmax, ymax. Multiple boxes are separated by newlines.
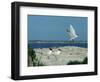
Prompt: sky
<box><xmin>28</xmin><ymin>15</ymin><xmax>88</xmax><ymax>41</ymax></box>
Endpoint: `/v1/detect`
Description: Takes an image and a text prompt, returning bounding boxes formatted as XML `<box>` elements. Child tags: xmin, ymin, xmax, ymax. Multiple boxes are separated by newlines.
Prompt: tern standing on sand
<box><xmin>48</xmin><ymin>49</ymin><xmax>53</xmax><ymax>55</ymax></box>
<box><xmin>47</xmin><ymin>48</ymin><xmax>58</xmax><ymax>60</ymax></box>
<box><xmin>54</xmin><ymin>49</ymin><xmax>61</xmax><ymax>55</ymax></box>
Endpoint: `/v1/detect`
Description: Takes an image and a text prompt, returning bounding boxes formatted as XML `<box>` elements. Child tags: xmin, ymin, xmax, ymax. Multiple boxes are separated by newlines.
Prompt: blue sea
<box><xmin>28</xmin><ymin>43</ymin><xmax>87</xmax><ymax>49</ymax></box>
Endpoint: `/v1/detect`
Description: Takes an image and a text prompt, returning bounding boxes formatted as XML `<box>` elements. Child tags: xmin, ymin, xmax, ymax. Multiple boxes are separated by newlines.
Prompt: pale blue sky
<box><xmin>28</xmin><ymin>15</ymin><xmax>88</xmax><ymax>41</ymax></box>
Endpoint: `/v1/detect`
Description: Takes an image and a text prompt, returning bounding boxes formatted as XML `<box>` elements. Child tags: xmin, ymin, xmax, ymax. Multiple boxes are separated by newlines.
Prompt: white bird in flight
<box><xmin>66</xmin><ymin>24</ymin><xmax>78</xmax><ymax>41</ymax></box>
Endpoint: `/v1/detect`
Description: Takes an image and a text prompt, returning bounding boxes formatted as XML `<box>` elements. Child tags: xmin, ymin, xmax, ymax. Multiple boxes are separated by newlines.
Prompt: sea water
<box><xmin>28</xmin><ymin>43</ymin><xmax>87</xmax><ymax>48</ymax></box>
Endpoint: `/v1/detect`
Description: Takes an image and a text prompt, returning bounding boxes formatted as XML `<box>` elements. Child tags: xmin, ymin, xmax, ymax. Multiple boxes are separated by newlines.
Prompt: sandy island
<box><xmin>28</xmin><ymin>46</ymin><xmax>88</xmax><ymax>66</ymax></box>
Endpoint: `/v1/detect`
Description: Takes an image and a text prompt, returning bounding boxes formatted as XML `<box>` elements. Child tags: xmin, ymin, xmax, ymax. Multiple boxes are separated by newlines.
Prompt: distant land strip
<box><xmin>28</xmin><ymin>40</ymin><xmax>87</xmax><ymax>43</ymax></box>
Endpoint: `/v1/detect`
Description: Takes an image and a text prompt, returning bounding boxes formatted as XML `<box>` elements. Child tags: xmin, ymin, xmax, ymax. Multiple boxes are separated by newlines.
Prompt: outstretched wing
<box><xmin>67</xmin><ymin>24</ymin><xmax>78</xmax><ymax>40</ymax></box>
<box><xmin>70</xmin><ymin>24</ymin><xmax>76</xmax><ymax>36</ymax></box>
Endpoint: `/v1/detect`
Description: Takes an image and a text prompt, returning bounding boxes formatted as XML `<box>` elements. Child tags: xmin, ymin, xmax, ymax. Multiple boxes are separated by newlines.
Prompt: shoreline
<box><xmin>29</xmin><ymin>41</ymin><xmax>87</xmax><ymax>44</ymax></box>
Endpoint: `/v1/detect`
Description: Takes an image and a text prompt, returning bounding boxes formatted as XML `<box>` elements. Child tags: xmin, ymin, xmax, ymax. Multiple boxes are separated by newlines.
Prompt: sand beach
<box><xmin>29</xmin><ymin>46</ymin><xmax>87</xmax><ymax>66</ymax></box>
